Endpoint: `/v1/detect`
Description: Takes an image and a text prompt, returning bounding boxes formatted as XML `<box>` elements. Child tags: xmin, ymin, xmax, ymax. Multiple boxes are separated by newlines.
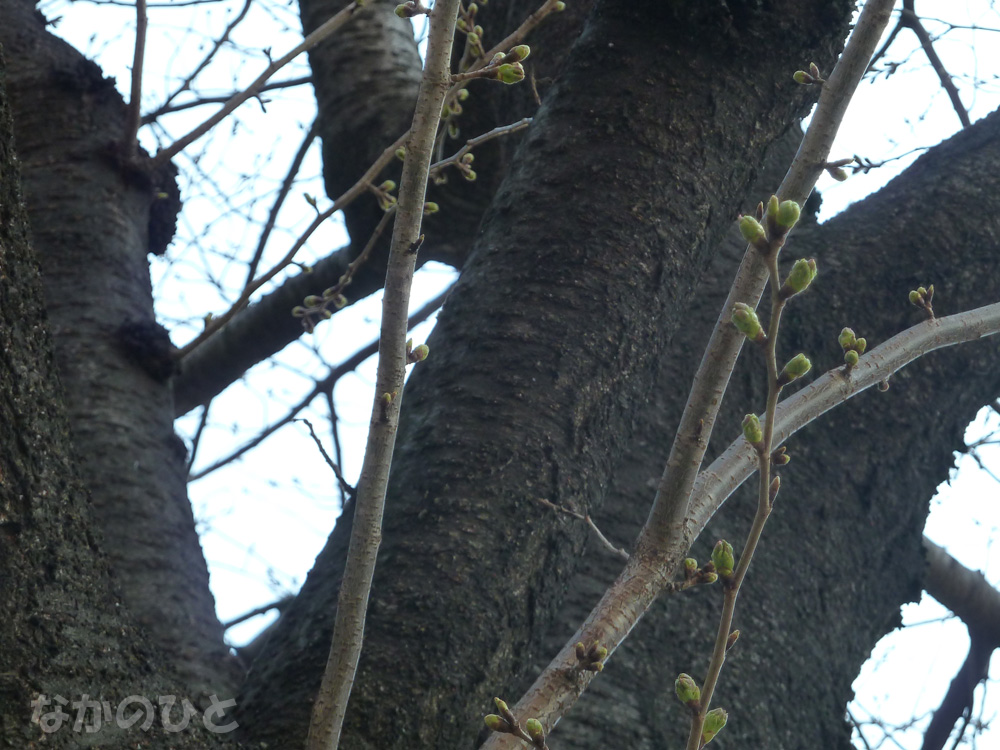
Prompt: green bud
<box><xmin>766</xmin><ymin>194</ymin><xmax>779</xmax><ymax>222</ymax></box>
<box><xmin>702</xmin><ymin>708</ymin><xmax>728</xmax><ymax>744</ymax></box>
<box><xmin>838</xmin><ymin>327</ymin><xmax>856</xmax><ymax>350</ymax></box>
<box><xmin>332</xmin><ymin>293</ymin><xmax>347</xmax><ymax>309</ymax></box>
<box><xmin>497</xmin><ymin>62</ymin><xmax>525</xmax><ymax>84</ymax></box>
<box><xmin>394</xmin><ymin>3</ymin><xmax>408</xmax><ymax>17</ymax></box>
<box><xmin>731</xmin><ymin>302</ymin><xmax>764</xmax><ymax>343</ymax></box>
<box><xmin>464</xmin><ymin>168</ymin><xmax>477</xmax><ymax>182</ymax></box>
<box><xmin>525</xmin><ymin>718</ymin><xmax>545</xmax><ymax>743</ymax></box>
<box><xmin>291</xmin><ymin>306</ymin><xmax>307</xmax><ymax>318</ymax></box>
<box><xmin>777</xmin><ymin>200</ymin><xmax>801</xmax><ymax>230</ymax></box>
<box><xmin>742</xmin><ymin>413</ymin><xmax>763</xmax><ymax>445</ymax></box>
<box><xmin>844</xmin><ymin>350</ymin><xmax>859</xmax><ymax>367</ymax></box>
<box><xmin>411</xmin><ymin>344</ymin><xmax>429</xmax><ymax>362</ymax></box>
<box><xmin>738</xmin><ymin>214</ymin><xmax>766</xmax><ymax>247</ymax></box>
<box><xmin>423</xmin><ymin>202</ymin><xmax>440</xmax><ymax>215</ymax></box>
<box><xmin>494</xmin><ymin>697</ymin><xmax>509</xmax><ymax>714</ymax></box>
<box><xmin>701</xmin><ymin>571</ymin><xmax>718</xmax><ymax>584</ymax></box>
<box><xmin>675</xmin><ymin>673</ymin><xmax>701</xmax><ymax>705</ymax></box>
<box><xmin>684</xmin><ymin>558</ymin><xmax>698</xmax><ymax>572</ymax></box>
<box><xmin>467</xmin><ymin>32</ymin><xmax>480</xmax><ymax>46</ymax></box>
<box><xmin>831</xmin><ymin>167</ymin><xmax>849</xmax><ymax>182</ymax></box>
<box><xmin>909</xmin><ymin>290</ymin><xmax>921</xmax><ymax>305</ymax></box>
<box><xmin>458</xmin><ymin>88</ymin><xmax>470</xmax><ymax>101</ymax></box>
<box><xmin>379</xmin><ymin>180</ymin><xmax>396</xmax><ymax>193</ymax></box>
<box><xmin>855</xmin><ymin>337</ymin><xmax>866</xmax><ymax>354</ymax></box>
<box><xmin>507</xmin><ymin>45</ymin><xmax>531</xmax><ymax>62</ymax></box>
<box><xmin>474</xmin><ymin>24</ymin><xmax>483</xmax><ymax>35</ymax></box>
<box><xmin>461</xmin><ymin>152</ymin><xmax>475</xmax><ymax>164</ymax></box>
<box><xmin>554</xmin><ymin>0</ymin><xmax>566</xmax><ymax>9</ymax></box>
<box><xmin>712</xmin><ymin>540</ymin><xmax>735</xmax><ymax>578</ymax></box>
<box><xmin>793</xmin><ymin>70</ymin><xmax>811</xmax><ymax>84</ymax></box>
<box><xmin>303</xmin><ymin>295</ymin><xmax>322</xmax><ymax>307</ymax></box>
<box><xmin>781</xmin><ymin>258</ymin><xmax>817</xmax><ymax>298</ymax></box>
<box><xmin>575</xmin><ymin>642</ymin><xmax>587</xmax><ymax>660</ymax></box>
<box><xmin>484</xmin><ymin>714</ymin><xmax>510</xmax><ymax>733</ymax></box>
<box><xmin>779</xmin><ymin>353</ymin><xmax>813</xmax><ymax>385</ymax></box>
<box><xmin>585</xmin><ymin>661</ymin><xmax>604</xmax><ymax>672</ymax></box>
<box><xmin>395</xmin><ymin>147</ymin><xmax>406</xmax><ymax>161</ymax></box>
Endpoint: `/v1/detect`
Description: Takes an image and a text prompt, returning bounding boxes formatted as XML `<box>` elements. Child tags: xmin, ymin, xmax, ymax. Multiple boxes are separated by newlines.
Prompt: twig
<box><xmin>222</xmin><ymin>595</ymin><xmax>293</xmax><ymax>630</ymax></box>
<box><xmin>296</xmin><ymin>418</ymin><xmax>355</xmax><ymax>501</ymax></box>
<box><xmin>244</xmin><ymin>120</ymin><xmax>319</xmax><ymax>286</ymax></box>
<box><xmin>185</xmin><ymin>402</ymin><xmax>211</xmax><ymax>476</ymax></box>
<box><xmin>143</xmin><ymin>77</ymin><xmax>312</xmax><ymax>123</ymax></box>
<box><xmin>122</xmin><ymin>0</ymin><xmax>147</xmax><ymax>156</ymax></box>
<box><xmin>535</xmin><ymin>497</ymin><xmax>629</xmax><ymax>561</ymax></box>
<box><xmin>901</xmin><ymin>2</ymin><xmax>971</xmax><ymax>128</ymax></box>
<box><xmin>186</xmin><ymin>288</ymin><xmax>448</xmax><ymax>482</ymax></box>
<box><xmin>149</xmin><ymin>0</ymin><xmax>254</xmax><ymax>118</ymax></box>
<box><xmin>305</xmin><ymin>1</ymin><xmax>462</xmax><ymax>746</ymax></box>
<box><xmin>151</xmin><ymin>1</ymin><xmax>363</xmax><ymax>168</ymax></box>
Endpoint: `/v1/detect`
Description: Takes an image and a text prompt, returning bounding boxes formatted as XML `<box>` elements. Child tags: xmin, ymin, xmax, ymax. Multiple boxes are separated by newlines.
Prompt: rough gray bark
<box><xmin>0</xmin><ymin>46</ymin><xmax>221</xmax><ymax>750</ymax></box>
<box><xmin>0</xmin><ymin>0</ymin><xmax>240</xmax><ymax>702</ymax></box>
<box><xmin>237</xmin><ymin>1</ymin><xmax>859</xmax><ymax>746</ymax></box>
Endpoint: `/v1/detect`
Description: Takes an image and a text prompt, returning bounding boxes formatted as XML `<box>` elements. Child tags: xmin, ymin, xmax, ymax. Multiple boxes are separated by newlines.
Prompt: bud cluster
<box><xmin>575</xmin><ymin>640</ymin><xmax>608</xmax><ymax>673</ymax></box>
<box><xmin>909</xmin><ymin>284</ymin><xmax>935</xmax><ymax>319</ymax></box>
<box><xmin>838</xmin><ymin>327</ymin><xmax>867</xmax><ymax>369</ymax></box>
<box><xmin>484</xmin><ymin>697</ymin><xmax>548</xmax><ymax>749</ymax></box>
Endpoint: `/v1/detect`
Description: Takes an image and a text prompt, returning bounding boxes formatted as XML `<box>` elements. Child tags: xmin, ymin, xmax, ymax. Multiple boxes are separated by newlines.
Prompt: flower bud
<box><xmin>844</xmin><ymin>350</ymin><xmax>859</xmax><ymax>367</ymax></box>
<box><xmin>780</xmin><ymin>258</ymin><xmax>817</xmax><ymax>298</ymax></box>
<box><xmin>675</xmin><ymin>673</ymin><xmax>701</xmax><ymax>705</ymax></box>
<box><xmin>793</xmin><ymin>70</ymin><xmax>812</xmax><ymax>84</ymax></box>
<box><xmin>838</xmin><ymin>327</ymin><xmax>856</xmax><ymax>350</ymax></box>
<box><xmin>496</xmin><ymin>62</ymin><xmax>525</xmax><ymax>84</ymax></box>
<box><xmin>507</xmin><ymin>45</ymin><xmax>531</xmax><ymax>62</ymax></box>
<box><xmin>484</xmin><ymin>714</ymin><xmax>510</xmax><ymax>733</ymax></box>
<box><xmin>778</xmin><ymin>353</ymin><xmax>812</xmax><ymax>386</ymax></box>
<box><xmin>378</xmin><ymin>180</ymin><xmax>396</xmax><ymax>193</ymax></box>
<box><xmin>303</xmin><ymin>295</ymin><xmax>322</xmax><ymax>307</ymax></box>
<box><xmin>712</xmin><ymin>540</ymin><xmax>735</xmax><ymax>578</ymax></box>
<box><xmin>410</xmin><ymin>344</ymin><xmax>429</xmax><ymax>362</ymax></box>
<box><xmin>776</xmin><ymin>200</ymin><xmax>801</xmax><ymax>230</ymax></box>
<box><xmin>525</xmin><ymin>718</ymin><xmax>545</xmax><ymax>744</ymax></box>
<box><xmin>464</xmin><ymin>168</ymin><xmax>477</xmax><ymax>182</ymax></box>
<box><xmin>423</xmin><ymin>202</ymin><xmax>440</xmax><ymax>215</ymax></box>
<box><xmin>731</xmin><ymin>302</ymin><xmax>765</xmax><ymax>343</ymax></box>
<box><xmin>684</xmin><ymin>558</ymin><xmax>698</xmax><ymax>574</ymax></box>
<box><xmin>291</xmin><ymin>306</ymin><xmax>307</xmax><ymax>318</ymax></box>
<box><xmin>855</xmin><ymin>337</ymin><xmax>867</xmax><ymax>354</ymax></box>
<box><xmin>831</xmin><ymin>167</ymin><xmax>849</xmax><ymax>181</ymax></box>
<box><xmin>702</xmin><ymin>708</ymin><xmax>728</xmax><ymax>744</ymax></box>
<box><xmin>742</xmin><ymin>413</ymin><xmax>763</xmax><ymax>445</ymax></box>
<box><xmin>738</xmin><ymin>215</ymin><xmax>767</xmax><ymax>249</ymax></box>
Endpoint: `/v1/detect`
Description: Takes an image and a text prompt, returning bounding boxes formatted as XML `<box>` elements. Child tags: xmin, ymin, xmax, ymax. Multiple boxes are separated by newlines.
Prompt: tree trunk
<box><xmin>238</xmin><ymin>1</ymin><xmax>858</xmax><ymax>746</ymax></box>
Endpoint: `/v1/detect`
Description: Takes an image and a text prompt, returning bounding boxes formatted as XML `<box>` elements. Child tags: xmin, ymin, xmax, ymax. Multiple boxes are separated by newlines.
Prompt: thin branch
<box><xmin>186</xmin><ymin>288</ymin><xmax>448</xmax><ymax>482</ymax></box>
<box><xmin>122</xmin><ymin>0</ymin><xmax>147</xmax><ymax>156</ymax></box>
<box><xmin>151</xmin><ymin>1</ymin><xmax>363</xmax><ymax>168</ymax></box>
<box><xmin>244</xmin><ymin>120</ymin><xmax>319</xmax><ymax>286</ymax></box>
<box><xmin>305</xmin><ymin>0</ymin><xmax>462</xmax><ymax>736</ymax></box>
<box><xmin>535</xmin><ymin>497</ymin><xmax>629</xmax><ymax>561</ymax></box>
<box><xmin>151</xmin><ymin>0</ymin><xmax>254</xmax><ymax>117</ymax></box>
<box><xmin>144</xmin><ymin>77</ymin><xmax>314</xmax><ymax>123</ymax></box>
<box><xmin>222</xmin><ymin>595</ymin><xmax>293</xmax><ymax>630</ymax></box>
<box><xmin>185</xmin><ymin>402</ymin><xmax>211</xmax><ymax>476</ymax></box>
<box><xmin>296</xmin><ymin>418</ymin><xmax>355</xmax><ymax>501</ymax></box>
<box><xmin>901</xmin><ymin>2</ymin><xmax>971</xmax><ymax>128</ymax></box>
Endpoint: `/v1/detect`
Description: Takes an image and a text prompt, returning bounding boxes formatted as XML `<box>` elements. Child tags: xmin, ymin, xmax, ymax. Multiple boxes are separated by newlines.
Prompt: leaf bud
<box><xmin>726</xmin><ymin>630</ymin><xmax>740</xmax><ymax>651</ymax></box>
<box><xmin>731</xmin><ymin>302</ymin><xmax>765</xmax><ymax>343</ymax></box>
<box><xmin>702</xmin><ymin>708</ymin><xmax>728</xmax><ymax>744</ymax></box>
<box><xmin>769</xmin><ymin>475</ymin><xmax>780</xmax><ymax>503</ymax></box>
<box><xmin>778</xmin><ymin>353</ymin><xmax>812</xmax><ymax>386</ymax></box>
<box><xmin>410</xmin><ymin>344</ymin><xmax>429</xmax><ymax>362</ymax></box>
<box><xmin>793</xmin><ymin>70</ymin><xmax>811</xmax><ymax>84</ymax></box>
<box><xmin>494</xmin><ymin>697</ymin><xmax>510</xmax><ymax>715</ymax></box>
<box><xmin>780</xmin><ymin>258</ymin><xmax>817</xmax><ymax>298</ymax></box>
<box><xmin>674</xmin><ymin>673</ymin><xmax>701</xmax><ymax>705</ymax></box>
<box><xmin>712</xmin><ymin>540</ymin><xmax>735</xmax><ymax>578</ymax></box>
<box><xmin>742</xmin><ymin>413</ymin><xmax>763</xmax><ymax>446</ymax></box>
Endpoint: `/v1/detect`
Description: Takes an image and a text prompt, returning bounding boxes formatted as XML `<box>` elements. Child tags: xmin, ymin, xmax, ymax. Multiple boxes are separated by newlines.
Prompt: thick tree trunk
<box><xmin>0</xmin><ymin>0</ymin><xmax>239</xmax><ymax>702</ymax></box>
<box><xmin>238</xmin><ymin>1</ymin><xmax>858</xmax><ymax>746</ymax></box>
<box><xmin>0</xmin><ymin>47</ymin><xmax>222</xmax><ymax>750</ymax></box>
